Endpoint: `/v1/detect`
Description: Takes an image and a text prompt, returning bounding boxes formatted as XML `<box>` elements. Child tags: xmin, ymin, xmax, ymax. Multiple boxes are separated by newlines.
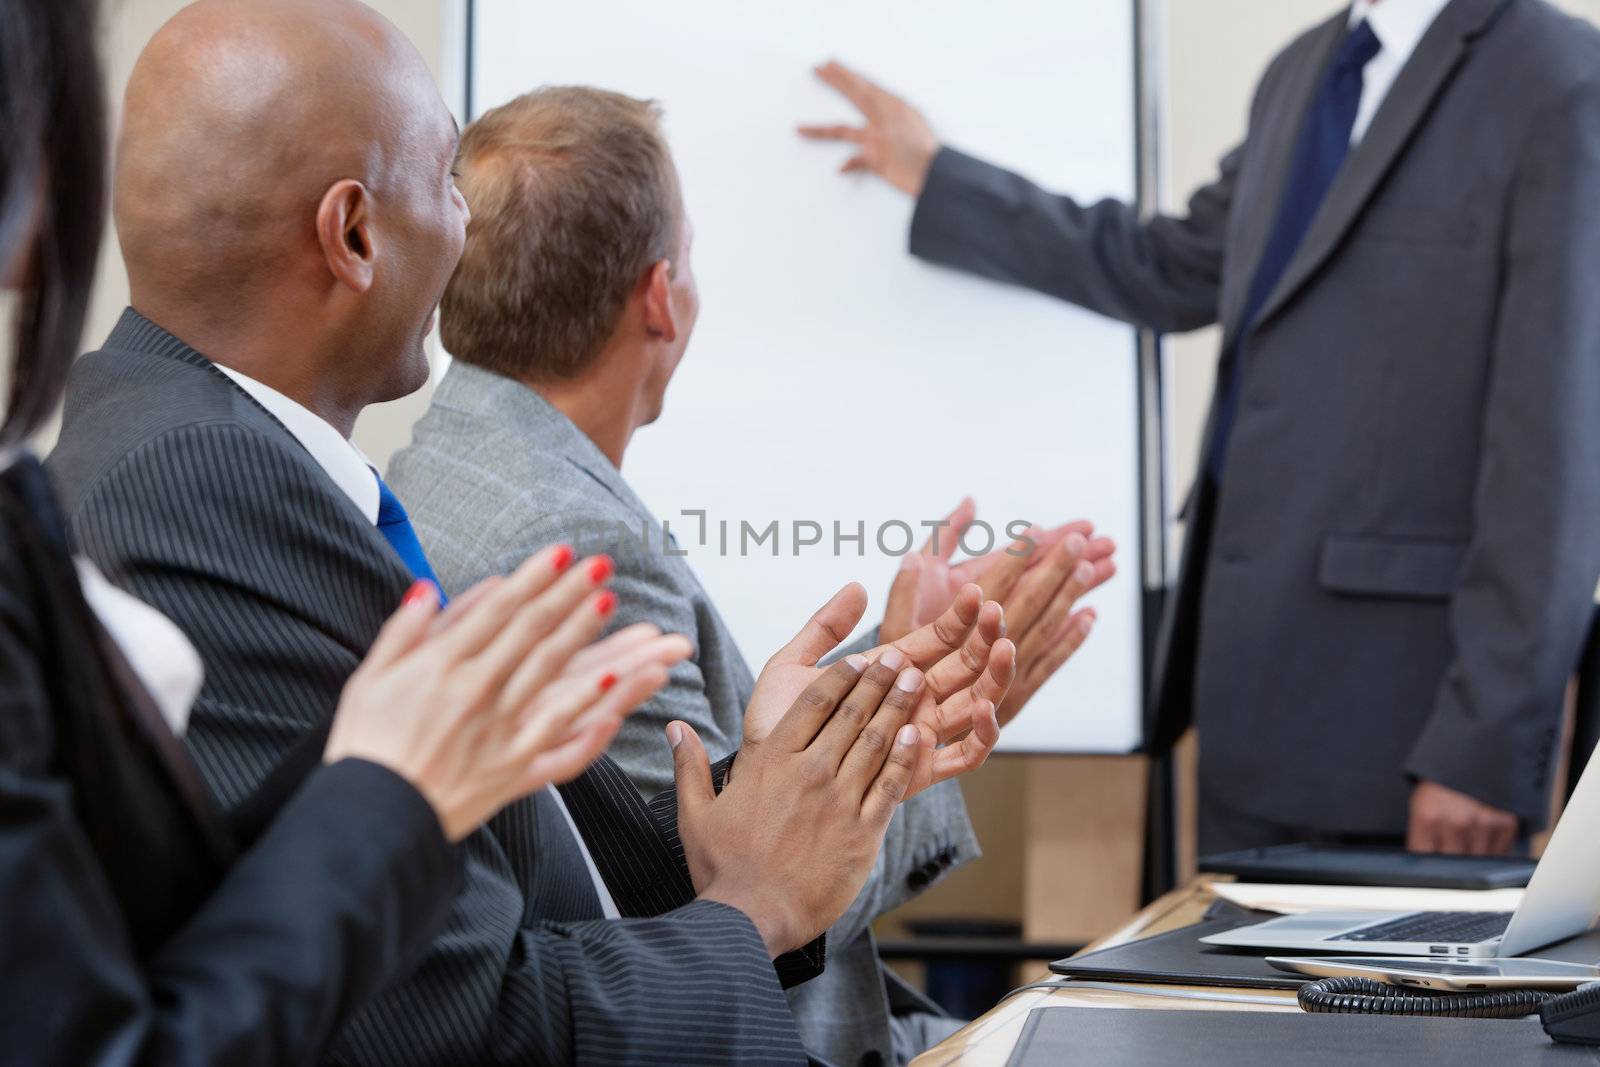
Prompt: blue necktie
<box><xmin>375</xmin><ymin>476</ymin><xmax>447</xmax><ymax>602</ymax></box>
<box><xmin>371</xmin><ymin>476</ymin><xmax>606</xmax><ymax>914</ymax></box>
<box><xmin>1207</xmin><ymin>20</ymin><xmax>1382</xmax><ymax>482</ymax></box>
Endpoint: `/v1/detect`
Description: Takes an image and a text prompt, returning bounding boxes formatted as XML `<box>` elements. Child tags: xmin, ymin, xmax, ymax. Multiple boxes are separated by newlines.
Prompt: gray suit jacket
<box><xmin>390</xmin><ymin>361</ymin><xmax>980</xmax><ymax>1066</ymax></box>
<box><xmin>910</xmin><ymin>0</ymin><xmax>1600</xmax><ymax>833</ymax></box>
<box><xmin>47</xmin><ymin>310</ymin><xmax>812</xmax><ymax>1066</ymax></box>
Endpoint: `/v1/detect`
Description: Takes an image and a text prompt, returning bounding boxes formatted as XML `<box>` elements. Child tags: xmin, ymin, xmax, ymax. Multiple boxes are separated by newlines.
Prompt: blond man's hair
<box><xmin>442</xmin><ymin>86</ymin><xmax>681</xmax><ymax>381</ymax></box>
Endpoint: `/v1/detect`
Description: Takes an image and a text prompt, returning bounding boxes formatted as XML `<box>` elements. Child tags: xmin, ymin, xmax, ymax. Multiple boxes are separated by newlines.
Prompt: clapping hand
<box><xmin>326</xmin><ymin>547</ymin><xmax>691</xmax><ymax>840</ymax></box>
<box><xmin>880</xmin><ymin>499</ymin><xmax>1117</xmax><ymax>725</ymax></box>
<box><xmin>672</xmin><ymin>652</ymin><xmax>931</xmax><ymax>955</ymax></box>
<box><xmin>742</xmin><ymin>581</ymin><xmax>1014</xmax><ymax>795</ymax></box>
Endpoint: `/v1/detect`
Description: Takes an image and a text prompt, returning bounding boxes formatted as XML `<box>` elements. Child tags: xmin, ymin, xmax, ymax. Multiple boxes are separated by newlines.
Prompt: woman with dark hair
<box><xmin>0</xmin><ymin>1</ymin><xmax>685</xmax><ymax>1062</ymax></box>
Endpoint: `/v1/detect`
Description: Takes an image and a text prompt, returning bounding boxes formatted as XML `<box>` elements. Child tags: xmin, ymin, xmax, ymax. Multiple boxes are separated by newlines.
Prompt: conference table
<box><xmin>910</xmin><ymin>877</ymin><xmax>1302</xmax><ymax>1066</ymax></box>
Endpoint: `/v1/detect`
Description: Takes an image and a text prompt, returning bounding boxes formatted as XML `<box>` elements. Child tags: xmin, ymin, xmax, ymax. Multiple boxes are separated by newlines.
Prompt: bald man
<box><xmin>46</xmin><ymin>2</ymin><xmax>1005</xmax><ymax>1063</ymax></box>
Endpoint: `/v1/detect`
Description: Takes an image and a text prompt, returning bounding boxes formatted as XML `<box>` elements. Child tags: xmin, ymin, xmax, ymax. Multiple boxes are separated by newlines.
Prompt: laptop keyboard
<box><xmin>1336</xmin><ymin>911</ymin><xmax>1512</xmax><ymax>945</ymax></box>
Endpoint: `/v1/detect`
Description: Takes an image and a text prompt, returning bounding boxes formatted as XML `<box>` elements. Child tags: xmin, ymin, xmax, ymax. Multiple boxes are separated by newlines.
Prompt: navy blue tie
<box><xmin>1206</xmin><ymin>20</ymin><xmax>1381</xmax><ymax>481</ymax></box>
<box><xmin>375</xmin><ymin>476</ymin><xmax>447</xmax><ymax>602</ymax></box>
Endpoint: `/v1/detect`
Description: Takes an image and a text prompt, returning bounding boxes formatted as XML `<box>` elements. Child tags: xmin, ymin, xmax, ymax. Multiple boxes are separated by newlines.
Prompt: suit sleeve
<box><xmin>1404</xmin><ymin>80</ymin><xmax>1600</xmax><ymax>824</ymax></box>
<box><xmin>907</xmin><ymin>144</ymin><xmax>1233</xmax><ymax>333</ymax></box>
<box><xmin>0</xmin><ymin>531</ymin><xmax>464</xmax><ymax>1067</ymax></box>
<box><xmin>61</xmin><ymin>427</ymin><xmax>810</xmax><ymax>1066</ymax></box>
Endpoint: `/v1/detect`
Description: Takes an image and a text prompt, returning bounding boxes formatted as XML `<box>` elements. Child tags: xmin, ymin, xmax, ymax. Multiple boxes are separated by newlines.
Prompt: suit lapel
<box><xmin>93</xmin><ymin>614</ymin><xmax>234</xmax><ymax>856</ymax></box>
<box><xmin>126</xmin><ymin>315</ymin><xmax>413</xmax><ymax>655</ymax></box>
<box><xmin>1221</xmin><ymin>14</ymin><xmax>1347</xmax><ymax>343</ymax></box>
<box><xmin>106</xmin><ymin>310</ymin><xmax>407</xmax><ymax>610</ymax></box>
<box><xmin>1247</xmin><ymin>0</ymin><xmax>1511</xmax><ymax>336</ymax></box>
<box><xmin>9</xmin><ymin>454</ymin><xmax>234</xmax><ymax>861</ymax></box>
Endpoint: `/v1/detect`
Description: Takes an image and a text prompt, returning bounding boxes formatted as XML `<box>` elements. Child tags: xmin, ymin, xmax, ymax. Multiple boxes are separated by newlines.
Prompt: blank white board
<box><xmin>471</xmin><ymin>1</ymin><xmax>1145</xmax><ymax>752</ymax></box>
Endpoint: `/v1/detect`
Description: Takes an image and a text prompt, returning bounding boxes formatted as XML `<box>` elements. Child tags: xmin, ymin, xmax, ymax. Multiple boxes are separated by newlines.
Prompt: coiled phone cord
<box><xmin>1297</xmin><ymin>976</ymin><xmax>1551</xmax><ymax>1019</ymax></box>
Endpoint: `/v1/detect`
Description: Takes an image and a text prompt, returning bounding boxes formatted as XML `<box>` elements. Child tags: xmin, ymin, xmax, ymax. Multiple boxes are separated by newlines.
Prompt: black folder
<box><xmin>1003</xmin><ymin>1007</ymin><xmax>1599</xmax><ymax>1066</ymax></box>
<box><xmin>1049</xmin><ymin>904</ymin><xmax>1316</xmax><ymax>989</ymax></box>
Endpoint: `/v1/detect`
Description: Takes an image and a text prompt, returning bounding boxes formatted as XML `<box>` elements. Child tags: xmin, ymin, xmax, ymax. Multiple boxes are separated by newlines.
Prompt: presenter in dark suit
<box><xmin>802</xmin><ymin>0</ymin><xmax>1600</xmax><ymax>855</ymax></box>
<box><xmin>0</xmin><ymin>2</ymin><xmax>685</xmax><ymax>1063</ymax></box>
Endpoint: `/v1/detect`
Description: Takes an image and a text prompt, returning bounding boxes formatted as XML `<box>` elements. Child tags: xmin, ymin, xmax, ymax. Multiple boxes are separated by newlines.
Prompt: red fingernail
<box><xmin>595</xmin><ymin>590</ymin><xmax>617</xmax><ymax>617</ymax></box>
<box><xmin>401</xmin><ymin>580</ymin><xmax>431</xmax><ymax>607</ymax></box>
<box><xmin>588</xmin><ymin>555</ymin><xmax>614</xmax><ymax>584</ymax></box>
<box><xmin>598</xmin><ymin>672</ymin><xmax>618</xmax><ymax>692</ymax></box>
<box><xmin>551</xmin><ymin>544</ymin><xmax>574</xmax><ymax>573</ymax></box>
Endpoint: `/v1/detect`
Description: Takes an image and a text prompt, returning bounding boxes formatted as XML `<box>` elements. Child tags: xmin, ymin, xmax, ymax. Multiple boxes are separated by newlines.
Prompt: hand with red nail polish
<box><xmin>324</xmin><ymin>543</ymin><xmax>690</xmax><ymax>841</ymax></box>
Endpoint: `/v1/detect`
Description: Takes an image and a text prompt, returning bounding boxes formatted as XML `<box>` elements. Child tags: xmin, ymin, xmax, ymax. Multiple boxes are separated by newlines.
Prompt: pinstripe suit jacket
<box><xmin>390</xmin><ymin>361</ymin><xmax>979</xmax><ymax>1067</ymax></box>
<box><xmin>0</xmin><ymin>454</ymin><xmax>464</xmax><ymax>1066</ymax></box>
<box><xmin>47</xmin><ymin>309</ymin><xmax>812</xmax><ymax>1067</ymax></box>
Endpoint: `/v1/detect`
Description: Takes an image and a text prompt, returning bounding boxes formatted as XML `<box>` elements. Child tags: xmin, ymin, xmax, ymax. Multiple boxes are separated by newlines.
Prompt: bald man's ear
<box><xmin>640</xmin><ymin>260</ymin><xmax>678</xmax><ymax>343</ymax></box>
<box><xmin>316</xmin><ymin>180</ymin><xmax>376</xmax><ymax>293</ymax></box>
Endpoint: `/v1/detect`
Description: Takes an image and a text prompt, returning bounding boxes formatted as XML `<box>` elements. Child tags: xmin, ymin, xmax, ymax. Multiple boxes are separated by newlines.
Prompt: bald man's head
<box><xmin>115</xmin><ymin>0</ymin><xmax>467</xmax><ymax>420</ymax></box>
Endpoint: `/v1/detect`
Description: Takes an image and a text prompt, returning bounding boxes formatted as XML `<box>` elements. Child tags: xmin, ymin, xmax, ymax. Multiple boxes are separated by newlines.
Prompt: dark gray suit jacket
<box><xmin>910</xmin><ymin>0</ymin><xmax>1600</xmax><ymax>832</ymax></box>
<box><xmin>47</xmin><ymin>310</ymin><xmax>811</xmax><ymax>1066</ymax></box>
<box><xmin>389</xmin><ymin>362</ymin><xmax>976</xmax><ymax>1067</ymax></box>
<box><xmin>0</xmin><ymin>454</ymin><xmax>463</xmax><ymax>1066</ymax></box>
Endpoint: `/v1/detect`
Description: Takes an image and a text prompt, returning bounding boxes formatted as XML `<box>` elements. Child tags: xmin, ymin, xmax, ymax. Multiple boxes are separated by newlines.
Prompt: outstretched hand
<box><xmin>798</xmin><ymin>60</ymin><xmax>941</xmax><ymax>197</ymax></box>
<box><xmin>879</xmin><ymin>500</ymin><xmax>1118</xmax><ymax>726</ymax></box>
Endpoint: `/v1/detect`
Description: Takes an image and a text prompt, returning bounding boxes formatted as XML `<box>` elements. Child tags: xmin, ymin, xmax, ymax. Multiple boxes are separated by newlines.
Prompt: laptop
<box><xmin>1201</xmin><ymin>755</ymin><xmax>1600</xmax><ymax>958</ymax></box>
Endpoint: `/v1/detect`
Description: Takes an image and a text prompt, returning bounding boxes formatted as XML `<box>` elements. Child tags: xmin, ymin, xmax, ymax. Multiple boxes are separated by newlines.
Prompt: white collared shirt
<box><xmin>214</xmin><ymin>366</ymin><xmax>381</xmax><ymax>523</ymax></box>
<box><xmin>216</xmin><ymin>364</ymin><xmax>621</xmax><ymax>919</ymax></box>
<box><xmin>77</xmin><ymin>557</ymin><xmax>204</xmax><ymax>735</ymax></box>
<box><xmin>1348</xmin><ymin>0</ymin><xmax>1454</xmax><ymax>144</ymax></box>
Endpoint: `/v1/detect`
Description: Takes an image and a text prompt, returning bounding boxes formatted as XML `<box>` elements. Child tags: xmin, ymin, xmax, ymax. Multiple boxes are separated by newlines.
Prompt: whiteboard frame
<box><xmin>461</xmin><ymin>0</ymin><xmax>1172</xmax><ymax>756</ymax></box>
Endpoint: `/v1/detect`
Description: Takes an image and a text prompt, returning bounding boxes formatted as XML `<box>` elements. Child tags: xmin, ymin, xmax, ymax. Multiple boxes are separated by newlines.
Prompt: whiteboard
<box><xmin>471</xmin><ymin>1</ymin><xmax>1145</xmax><ymax>753</ymax></box>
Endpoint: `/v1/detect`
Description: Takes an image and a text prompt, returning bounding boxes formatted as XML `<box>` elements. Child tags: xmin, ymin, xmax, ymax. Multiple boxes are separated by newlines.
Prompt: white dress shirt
<box><xmin>1348</xmin><ymin>0</ymin><xmax>1454</xmax><ymax>144</ymax></box>
<box><xmin>216</xmin><ymin>365</ymin><xmax>622</xmax><ymax>919</ymax></box>
<box><xmin>76</xmin><ymin>558</ymin><xmax>205</xmax><ymax>736</ymax></box>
